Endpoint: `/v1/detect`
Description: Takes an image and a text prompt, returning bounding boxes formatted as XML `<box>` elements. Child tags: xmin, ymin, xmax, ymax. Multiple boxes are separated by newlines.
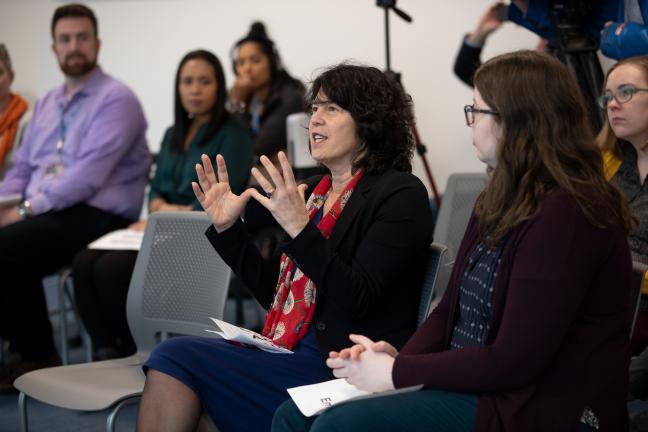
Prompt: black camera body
<box><xmin>545</xmin><ymin>0</ymin><xmax>603</xmax><ymax>133</ymax></box>
<box><xmin>551</xmin><ymin>0</ymin><xmax>596</xmax><ymax>30</ymax></box>
<box><xmin>549</xmin><ymin>0</ymin><xmax>599</xmax><ymax>52</ymax></box>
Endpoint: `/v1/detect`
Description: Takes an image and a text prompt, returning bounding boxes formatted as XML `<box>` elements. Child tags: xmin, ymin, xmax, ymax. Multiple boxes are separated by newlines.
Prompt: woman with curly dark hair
<box><xmin>136</xmin><ymin>64</ymin><xmax>434</xmax><ymax>432</ymax></box>
<box><xmin>273</xmin><ymin>51</ymin><xmax>634</xmax><ymax>432</ymax></box>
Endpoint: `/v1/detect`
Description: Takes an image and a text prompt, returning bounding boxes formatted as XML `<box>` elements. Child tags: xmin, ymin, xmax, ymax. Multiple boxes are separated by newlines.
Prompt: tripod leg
<box><xmin>560</xmin><ymin>50</ymin><xmax>603</xmax><ymax>134</ymax></box>
<box><xmin>576</xmin><ymin>51</ymin><xmax>604</xmax><ymax>133</ymax></box>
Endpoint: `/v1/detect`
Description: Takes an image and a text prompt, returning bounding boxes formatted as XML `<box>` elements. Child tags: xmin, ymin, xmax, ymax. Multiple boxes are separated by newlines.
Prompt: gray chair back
<box><xmin>631</xmin><ymin>262</ymin><xmax>648</xmax><ymax>338</ymax></box>
<box><xmin>286</xmin><ymin>112</ymin><xmax>321</xmax><ymax>180</ymax></box>
<box><xmin>418</xmin><ymin>243</ymin><xmax>449</xmax><ymax>325</ymax></box>
<box><xmin>286</xmin><ymin>113</ymin><xmax>316</xmax><ymax>169</ymax></box>
<box><xmin>126</xmin><ymin>211</ymin><xmax>231</xmax><ymax>354</ymax></box>
<box><xmin>433</xmin><ymin>173</ymin><xmax>489</xmax><ymax>262</ymax></box>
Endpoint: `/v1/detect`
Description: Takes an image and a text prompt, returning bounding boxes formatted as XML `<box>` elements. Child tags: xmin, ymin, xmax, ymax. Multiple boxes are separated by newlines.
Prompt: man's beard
<box><xmin>59</xmin><ymin>54</ymin><xmax>96</xmax><ymax>77</ymax></box>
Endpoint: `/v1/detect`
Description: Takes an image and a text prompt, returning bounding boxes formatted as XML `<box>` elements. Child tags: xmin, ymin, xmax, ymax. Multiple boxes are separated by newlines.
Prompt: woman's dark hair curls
<box><xmin>307</xmin><ymin>64</ymin><xmax>415</xmax><ymax>173</ymax></box>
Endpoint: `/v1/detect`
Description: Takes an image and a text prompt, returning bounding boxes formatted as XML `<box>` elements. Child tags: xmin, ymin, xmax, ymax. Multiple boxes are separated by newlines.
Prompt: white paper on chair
<box><xmin>287</xmin><ymin>378</ymin><xmax>423</xmax><ymax>417</ymax></box>
<box><xmin>87</xmin><ymin>229</ymin><xmax>144</xmax><ymax>251</ymax></box>
<box><xmin>0</xmin><ymin>193</ymin><xmax>21</xmax><ymax>207</ymax></box>
<box><xmin>205</xmin><ymin>317</ymin><xmax>293</xmax><ymax>354</ymax></box>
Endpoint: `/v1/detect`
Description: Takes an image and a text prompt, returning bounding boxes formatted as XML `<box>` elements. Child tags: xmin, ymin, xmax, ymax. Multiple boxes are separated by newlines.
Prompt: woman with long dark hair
<box><xmin>228</xmin><ymin>21</ymin><xmax>304</xmax><ymax>160</ymax></box>
<box><xmin>273</xmin><ymin>51</ymin><xmax>635</xmax><ymax>432</ymax></box>
<box><xmin>71</xmin><ymin>50</ymin><xmax>252</xmax><ymax>360</ymax></box>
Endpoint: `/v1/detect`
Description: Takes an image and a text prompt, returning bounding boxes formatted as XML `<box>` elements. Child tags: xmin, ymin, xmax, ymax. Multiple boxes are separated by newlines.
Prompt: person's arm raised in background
<box><xmin>454</xmin><ymin>2</ymin><xmax>507</xmax><ymax>87</ymax></box>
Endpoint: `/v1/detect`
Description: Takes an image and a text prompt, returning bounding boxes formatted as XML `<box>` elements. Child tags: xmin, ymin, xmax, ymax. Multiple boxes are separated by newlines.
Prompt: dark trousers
<box><xmin>272</xmin><ymin>389</ymin><xmax>598</xmax><ymax>432</ymax></box>
<box><xmin>71</xmin><ymin>249</ymin><xmax>137</xmax><ymax>354</ymax></box>
<box><xmin>0</xmin><ymin>205</ymin><xmax>129</xmax><ymax>361</ymax></box>
<box><xmin>272</xmin><ymin>389</ymin><xmax>478</xmax><ymax>432</ymax></box>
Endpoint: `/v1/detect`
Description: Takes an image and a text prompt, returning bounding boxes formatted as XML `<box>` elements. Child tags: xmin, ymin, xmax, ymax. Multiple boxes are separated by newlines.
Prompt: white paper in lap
<box><xmin>205</xmin><ymin>317</ymin><xmax>293</xmax><ymax>354</ymax></box>
<box><xmin>287</xmin><ymin>378</ymin><xmax>423</xmax><ymax>417</ymax></box>
<box><xmin>88</xmin><ymin>229</ymin><xmax>144</xmax><ymax>251</ymax></box>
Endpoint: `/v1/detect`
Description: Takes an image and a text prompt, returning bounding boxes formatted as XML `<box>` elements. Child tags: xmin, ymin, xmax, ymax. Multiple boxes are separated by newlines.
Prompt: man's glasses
<box><xmin>598</xmin><ymin>85</ymin><xmax>648</xmax><ymax>109</ymax></box>
<box><xmin>464</xmin><ymin>104</ymin><xmax>499</xmax><ymax>126</ymax></box>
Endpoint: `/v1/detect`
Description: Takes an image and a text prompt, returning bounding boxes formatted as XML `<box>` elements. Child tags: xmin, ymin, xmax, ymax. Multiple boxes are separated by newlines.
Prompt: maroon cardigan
<box><xmin>393</xmin><ymin>189</ymin><xmax>632</xmax><ymax>431</ymax></box>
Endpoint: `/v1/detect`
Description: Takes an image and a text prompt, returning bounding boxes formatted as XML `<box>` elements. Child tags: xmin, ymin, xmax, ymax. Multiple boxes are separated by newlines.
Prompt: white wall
<box><xmin>1</xmin><ymin>0</ymin><xmax>551</xmax><ymax>192</ymax></box>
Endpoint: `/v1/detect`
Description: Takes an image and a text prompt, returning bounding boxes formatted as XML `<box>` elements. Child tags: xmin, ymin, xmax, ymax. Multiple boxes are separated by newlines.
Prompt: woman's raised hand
<box><xmin>192</xmin><ymin>154</ymin><xmax>252</xmax><ymax>233</ymax></box>
<box><xmin>248</xmin><ymin>152</ymin><xmax>310</xmax><ymax>238</ymax></box>
<box><xmin>229</xmin><ymin>75</ymin><xmax>255</xmax><ymax>104</ymax></box>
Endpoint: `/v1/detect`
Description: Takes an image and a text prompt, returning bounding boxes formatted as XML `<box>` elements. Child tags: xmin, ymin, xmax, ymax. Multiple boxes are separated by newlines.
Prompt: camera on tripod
<box><xmin>550</xmin><ymin>0</ymin><xmax>598</xmax><ymax>51</ymax></box>
<box><xmin>551</xmin><ymin>0</ymin><xmax>594</xmax><ymax>28</ymax></box>
<box><xmin>545</xmin><ymin>0</ymin><xmax>603</xmax><ymax>132</ymax></box>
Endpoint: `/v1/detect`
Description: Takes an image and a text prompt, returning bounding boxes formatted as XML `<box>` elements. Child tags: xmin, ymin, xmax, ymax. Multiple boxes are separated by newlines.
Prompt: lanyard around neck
<box><xmin>57</xmin><ymin>94</ymin><xmax>83</xmax><ymax>155</ymax></box>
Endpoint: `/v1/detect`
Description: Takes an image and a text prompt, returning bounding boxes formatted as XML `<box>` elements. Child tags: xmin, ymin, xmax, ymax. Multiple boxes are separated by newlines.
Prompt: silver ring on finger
<box><xmin>265</xmin><ymin>189</ymin><xmax>275</xmax><ymax>198</ymax></box>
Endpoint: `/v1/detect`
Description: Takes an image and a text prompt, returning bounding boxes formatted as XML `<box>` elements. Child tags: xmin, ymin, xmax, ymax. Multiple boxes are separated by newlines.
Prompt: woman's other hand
<box><xmin>326</xmin><ymin>334</ymin><xmax>396</xmax><ymax>393</ymax></box>
<box><xmin>128</xmin><ymin>219</ymin><xmax>148</xmax><ymax>232</ymax></box>
<box><xmin>149</xmin><ymin>198</ymin><xmax>193</xmax><ymax>213</ymax></box>
<box><xmin>329</xmin><ymin>334</ymin><xmax>399</xmax><ymax>361</ymax></box>
<box><xmin>248</xmin><ymin>152</ymin><xmax>310</xmax><ymax>238</ymax></box>
<box><xmin>192</xmin><ymin>154</ymin><xmax>252</xmax><ymax>233</ymax></box>
<box><xmin>159</xmin><ymin>203</ymin><xmax>193</xmax><ymax>212</ymax></box>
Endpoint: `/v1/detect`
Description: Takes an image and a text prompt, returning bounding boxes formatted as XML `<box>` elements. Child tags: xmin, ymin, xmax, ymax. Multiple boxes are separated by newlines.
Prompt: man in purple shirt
<box><xmin>0</xmin><ymin>3</ymin><xmax>150</xmax><ymax>390</ymax></box>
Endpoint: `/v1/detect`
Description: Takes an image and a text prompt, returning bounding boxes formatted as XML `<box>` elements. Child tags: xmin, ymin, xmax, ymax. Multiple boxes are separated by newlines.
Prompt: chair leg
<box><xmin>106</xmin><ymin>396</ymin><xmax>140</xmax><ymax>432</ymax></box>
<box><xmin>62</xmin><ymin>274</ymin><xmax>94</xmax><ymax>362</ymax></box>
<box><xmin>18</xmin><ymin>391</ymin><xmax>28</xmax><ymax>432</ymax></box>
<box><xmin>83</xmin><ymin>330</ymin><xmax>93</xmax><ymax>363</ymax></box>
<box><xmin>58</xmin><ymin>269</ymin><xmax>71</xmax><ymax>365</ymax></box>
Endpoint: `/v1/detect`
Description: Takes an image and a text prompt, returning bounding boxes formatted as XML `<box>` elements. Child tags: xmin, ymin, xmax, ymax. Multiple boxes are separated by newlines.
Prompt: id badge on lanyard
<box><xmin>44</xmin><ymin>103</ymin><xmax>69</xmax><ymax>180</ymax></box>
<box><xmin>44</xmin><ymin>139</ymin><xmax>65</xmax><ymax>179</ymax></box>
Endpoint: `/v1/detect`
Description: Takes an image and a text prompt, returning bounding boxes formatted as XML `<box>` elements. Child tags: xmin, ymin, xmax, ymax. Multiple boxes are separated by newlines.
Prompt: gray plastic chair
<box><xmin>417</xmin><ymin>243</ymin><xmax>449</xmax><ymax>325</ymax></box>
<box><xmin>15</xmin><ymin>211</ymin><xmax>232</xmax><ymax>432</ymax></box>
<box><xmin>286</xmin><ymin>112</ymin><xmax>321</xmax><ymax>180</ymax></box>
<box><xmin>433</xmin><ymin>173</ymin><xmax>489</xmax><ymax>262</ymax></box>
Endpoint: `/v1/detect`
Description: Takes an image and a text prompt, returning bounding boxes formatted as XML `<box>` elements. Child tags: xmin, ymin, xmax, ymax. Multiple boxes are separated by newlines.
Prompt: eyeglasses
<box><xmin>464</xmin><ymin>104</ymin><xmax>499</xmax><ymax>126</ymax></box>
<box><xmin>598</xmin><ymin>85</ymin><xmax>648</xmax><ymax>109</ymax></box>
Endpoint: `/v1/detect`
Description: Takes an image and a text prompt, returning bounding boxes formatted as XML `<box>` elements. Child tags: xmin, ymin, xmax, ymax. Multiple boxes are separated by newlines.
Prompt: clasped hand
<box><xmin>326</xmin><ymin>334</ymin><xmax>398</xmax><ymax>393</ymax></box>
<box><xmin>192</xmin><ymin>152</ymin><xmax>309</xmax><ymax>238</ymax></box>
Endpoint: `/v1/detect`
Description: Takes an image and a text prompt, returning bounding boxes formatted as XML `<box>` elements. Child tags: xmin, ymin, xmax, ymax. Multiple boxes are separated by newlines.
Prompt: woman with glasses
<box><xmin>596</xmin><ymin>55</ymin><xmax>648</xmax><ymax>403</ymax></box>
<box><xmin>273</xmin><ymin>50</ymin><xmax>634</xmax><ymax>432</ymax></box>
<box><xmin>597</xmin><ymin>56</ymin><xmax>648</xmax><ymax>355</ymax></box>
<box><xmin>598</xmin><ymin>54</ymin><xmax>648</xmax><ymax>278</ymax></box>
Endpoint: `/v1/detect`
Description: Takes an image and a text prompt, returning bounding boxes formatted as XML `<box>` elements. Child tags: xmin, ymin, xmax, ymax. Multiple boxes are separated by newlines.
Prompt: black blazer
<box><xmin>206</xmin><ymin>169</ymin><xmax>434</xmax><ymax>359</ymax></box>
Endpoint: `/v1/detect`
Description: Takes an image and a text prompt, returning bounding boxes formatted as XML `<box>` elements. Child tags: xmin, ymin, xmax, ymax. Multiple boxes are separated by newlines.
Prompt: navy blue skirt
<box><xmin>144</xmin><ymin>330</ymin><xmax>331</xmax><ymax>432</ymax></box>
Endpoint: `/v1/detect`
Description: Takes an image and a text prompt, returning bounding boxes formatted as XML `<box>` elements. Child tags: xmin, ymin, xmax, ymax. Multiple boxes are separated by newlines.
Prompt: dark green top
<box><xmin>149</xmin><ymin>118</ymin><xmax>253</xmax><ymax>210</ymax></box>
